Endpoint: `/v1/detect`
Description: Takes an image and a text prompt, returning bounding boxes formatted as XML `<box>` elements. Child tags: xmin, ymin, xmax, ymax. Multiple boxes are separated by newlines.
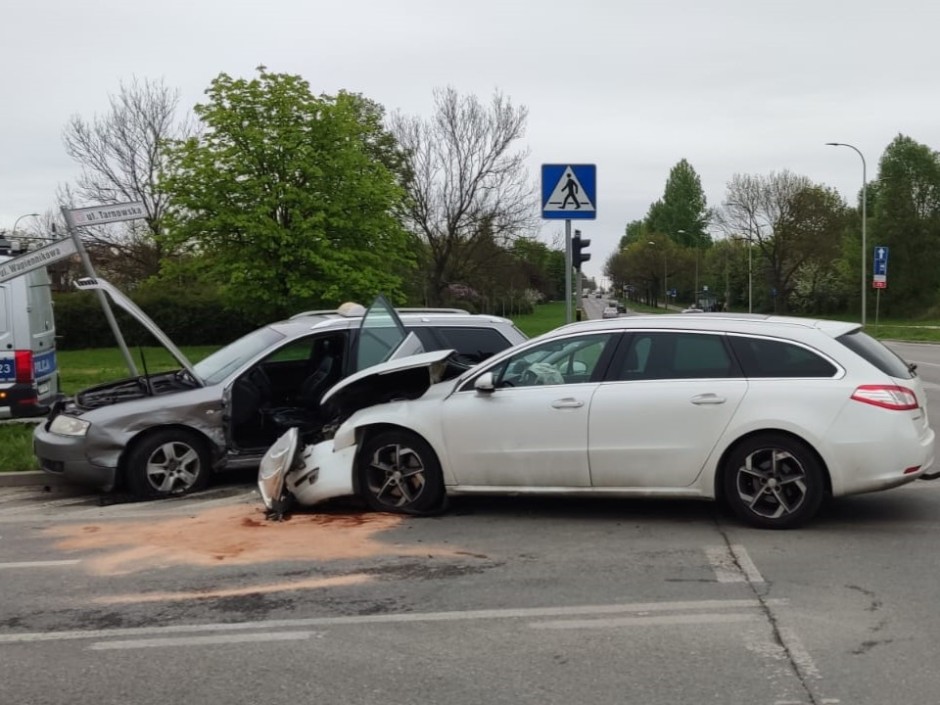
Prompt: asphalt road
<box><xmin>3</xmin><ymin>331</ymin><xmax>940</xmax><ymax>705</ymax></box>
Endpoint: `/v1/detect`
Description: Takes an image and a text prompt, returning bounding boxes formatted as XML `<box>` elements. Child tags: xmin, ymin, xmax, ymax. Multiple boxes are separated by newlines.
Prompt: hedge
<box><xmin>53</xmin><ymin>287</ymin><xmax>263</xmax><ymax>350</ymax></box>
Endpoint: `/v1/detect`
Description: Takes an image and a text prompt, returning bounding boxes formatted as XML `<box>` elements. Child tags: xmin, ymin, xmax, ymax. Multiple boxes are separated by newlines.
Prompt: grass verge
<box><xmin>0</xmin><ymin>424</ymin><xmax>40</xmax><ymax>472</ymax></box>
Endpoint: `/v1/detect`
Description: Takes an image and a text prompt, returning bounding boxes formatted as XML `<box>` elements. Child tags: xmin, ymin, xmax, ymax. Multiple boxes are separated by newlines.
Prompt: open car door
<box><xmin>353</xmin><ymin>295</ymin><xmax>424</xmax><ymax>373</ymax></box>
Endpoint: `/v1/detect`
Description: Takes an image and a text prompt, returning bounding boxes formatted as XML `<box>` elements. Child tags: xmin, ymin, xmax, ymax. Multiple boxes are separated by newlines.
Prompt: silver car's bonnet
<box><xmin>74</xmin><ymin>277</ymin><xmax>204</xmax><ymax>385</ymax></box>
<box><xmin>258</xmin><ymin>427</ymin><xmax>300</xmax><ymax>510</ymax></box>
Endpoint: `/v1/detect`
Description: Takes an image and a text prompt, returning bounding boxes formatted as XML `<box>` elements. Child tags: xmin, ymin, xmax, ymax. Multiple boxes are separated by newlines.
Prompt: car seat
<box><xmin>269</xmin><ymin>342</ymin><xmax>341</xmax><ymax>434</ymax></box>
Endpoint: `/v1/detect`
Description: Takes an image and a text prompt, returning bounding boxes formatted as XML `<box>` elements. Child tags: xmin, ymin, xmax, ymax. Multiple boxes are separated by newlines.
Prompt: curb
<box><xmin>0</xmin><ymin>470</ymin><xmax>72</xmax><ymax>489</ymax></box>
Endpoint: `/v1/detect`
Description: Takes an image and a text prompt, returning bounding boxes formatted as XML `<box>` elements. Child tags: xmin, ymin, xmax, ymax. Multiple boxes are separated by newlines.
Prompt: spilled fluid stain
<box><xmin>45</xmin><ymin>504</ymin><xmax>458</xmax><ymax>576</ymax></box>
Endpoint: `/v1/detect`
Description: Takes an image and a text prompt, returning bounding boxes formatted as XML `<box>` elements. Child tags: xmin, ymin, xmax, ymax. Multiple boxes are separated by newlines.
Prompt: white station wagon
<box><xmin>260</xmin><ymin>314</ymin><xmax>937</xmax><ymax>529</ymax></box>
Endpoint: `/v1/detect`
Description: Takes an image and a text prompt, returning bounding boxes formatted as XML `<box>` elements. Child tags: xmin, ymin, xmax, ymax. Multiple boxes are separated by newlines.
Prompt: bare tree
<box><xmin>390</xmin><ymin>87</ymin><xmax>537</xmax><ymax>304</ymax></box>
<box><xmin>717</xmin><ymin>171</ymin><xmax>845</xmax><ymax>313</ymax></box>
<box><xmin>61</xmin><ymin>77</ymin><xmax>194</xmax><ymax>285</ymax></box>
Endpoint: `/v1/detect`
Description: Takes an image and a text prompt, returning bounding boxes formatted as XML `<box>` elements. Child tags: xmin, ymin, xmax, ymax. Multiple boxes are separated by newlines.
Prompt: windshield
<box><xmin>194</xmin><ymin>326</ymin><xmax>285</xmax><ymax>384</ymax></box>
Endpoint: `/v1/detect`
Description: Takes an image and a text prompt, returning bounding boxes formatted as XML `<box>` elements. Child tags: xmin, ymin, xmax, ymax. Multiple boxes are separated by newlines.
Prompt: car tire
<box><xmin>357</xmin><ymin>430</ymin><xmax>445</xmax><ymax>515</ymax></box>
<box><xmin>722</xmin><ymin>433</ymin><xmax>826</xmax><ymax>529</ymax></box>
<box><xmin>125</xmin><ymin>429</ymin><xmax>212</xmax><ymax>499</ymax></box>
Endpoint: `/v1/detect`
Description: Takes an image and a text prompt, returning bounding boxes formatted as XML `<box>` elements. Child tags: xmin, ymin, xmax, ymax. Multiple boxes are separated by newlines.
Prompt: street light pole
<box><xmin>747</xmin><ymin>234</ymin><xmax>753</xmax><ymax>314</ymax></box>
<box><xmin>826</xmin><ymin>142</ymin><xmax>867</xmax><ymax>326</ymax></box>
<box><xmin>10</xmin><ymin>212</ymin><xmax>40</xmax><ymax>239</ymax></box>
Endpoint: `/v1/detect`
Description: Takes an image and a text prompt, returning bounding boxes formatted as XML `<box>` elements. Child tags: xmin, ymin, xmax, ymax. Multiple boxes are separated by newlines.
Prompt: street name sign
<box><xmin>0</xmin><ymin>237</ymin><xmax>79</xmax><ymax>284</ymax></box>
<box><xmin>64</xmin><ymin>201</ymin><xmax>146</xmax><ymax>228</ymax></box>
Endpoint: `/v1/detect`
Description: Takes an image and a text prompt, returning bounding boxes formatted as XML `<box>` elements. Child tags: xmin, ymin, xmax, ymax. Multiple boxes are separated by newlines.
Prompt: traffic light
<box><xmin>572</xmin><ymin>230</ymin><xmax>591</xmax><ymax>271</ymax></box>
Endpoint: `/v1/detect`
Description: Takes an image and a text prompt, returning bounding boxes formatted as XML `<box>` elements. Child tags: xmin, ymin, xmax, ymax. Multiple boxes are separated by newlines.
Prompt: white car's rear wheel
<box><xmin>357</xmin><ymin>431</ymin><xmax>445</xmax><ymax>515</ymax></box>
<box><xmin>722</xmin><ymin>434</ymin><xmax>826</xmax><ymax>529</ymax></box>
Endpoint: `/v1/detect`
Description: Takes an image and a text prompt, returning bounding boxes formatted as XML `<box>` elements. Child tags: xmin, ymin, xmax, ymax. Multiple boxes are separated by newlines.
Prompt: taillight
<box><xmin>851</xmin><ymin>385</ymin><xmax>918</xmax><ymax>411</ymax></box>
<box><xmin>14</xmin><ymin>350</ymin><xmax>33</xmax><ymax>384</ymax></box>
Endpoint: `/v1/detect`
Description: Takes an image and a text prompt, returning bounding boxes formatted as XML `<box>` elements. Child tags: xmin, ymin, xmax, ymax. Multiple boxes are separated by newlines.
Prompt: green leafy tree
<box><xmin>870</xmin><ymin>135</ymin><xmax>940</xmax><ymax>316</ymax></box>
<box><xmin>645</xmin><ymin>159</ymin><xmax>711</xmax><ymax>247</ymax></box>
<box><xmin>159</xmin><ymin>69</ymin><xmax>413</xmax><ymax>319</ymax></box>
<box><xmin>619</xmin><ymin>219</ymin><xmax>650</xmax><ymax>250</ymax></box>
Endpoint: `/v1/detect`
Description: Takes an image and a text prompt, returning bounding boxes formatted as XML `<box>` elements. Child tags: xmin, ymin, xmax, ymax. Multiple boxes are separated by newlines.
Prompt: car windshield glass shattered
<box><xmin>193</xmin><ymin>327</ymin><xmax>285</xmax><ymax>384</ymax></box>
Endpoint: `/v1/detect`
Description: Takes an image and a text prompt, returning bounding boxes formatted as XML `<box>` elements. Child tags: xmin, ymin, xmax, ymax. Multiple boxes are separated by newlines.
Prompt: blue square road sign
<box><xmin>542</xmin><ymin>164</ymin><xmax>597</xmax><ymax>220</ymax></box>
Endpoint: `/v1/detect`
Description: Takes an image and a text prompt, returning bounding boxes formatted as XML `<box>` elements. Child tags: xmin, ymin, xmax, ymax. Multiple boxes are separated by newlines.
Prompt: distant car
<box><xmin>34</xmin><ymin>280</ymin><xmax>526</xmax><ymax>499</ymax></box>
<box><xmin>259</xmin><ymin>313</ymin><xmax>937</xmax><ymax>529</ymax></box>
<box><xmin>595</xmin><ymin>293</ymin><xmax>603</xmax><ymax>298</ymax></box>
<box><xmin>682</xmin><ymin>307</ymin><xmax>705</xmax><ymax>313</ymax></box>
<box><xmin>602</xmin><ymin>306</ymin><xmax>619</xmax><ymax>319</ymax></box>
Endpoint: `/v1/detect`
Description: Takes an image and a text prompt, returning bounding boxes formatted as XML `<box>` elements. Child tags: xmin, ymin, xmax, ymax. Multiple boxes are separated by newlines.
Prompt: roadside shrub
<box><xmin>53</xmin><ymin>285</ymin><xmax>262</xmax><ymax>350</ymax></box>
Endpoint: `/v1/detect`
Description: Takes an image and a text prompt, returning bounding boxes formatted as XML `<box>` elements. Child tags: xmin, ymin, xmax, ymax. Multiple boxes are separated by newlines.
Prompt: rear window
<box><xmin>408</xmin><ymin>326</ymin><xmax>512</xmax><ymax>364</ymax></box>
<box><xmin>837</xmin><ymin>329</ymin><xmax>914</xmax><ymax>379</ymax></box>
<box><xmin>729</xmin><ymin>336</ymin><xmax>838</xmax><ymax>378</ymax></box>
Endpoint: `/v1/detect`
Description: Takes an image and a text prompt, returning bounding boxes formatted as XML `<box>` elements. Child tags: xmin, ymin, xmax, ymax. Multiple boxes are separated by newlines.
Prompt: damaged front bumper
<box><xmin>258</xmin><ymin>428</ymin><xmax>357</xmax><ymax>513</ymax></box>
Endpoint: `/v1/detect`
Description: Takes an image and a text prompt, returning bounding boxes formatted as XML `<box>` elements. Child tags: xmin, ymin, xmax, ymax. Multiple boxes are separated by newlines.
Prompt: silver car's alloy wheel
<box><xmin>734</xmin><ymin>448</ymin><xmax>807</xmax><ymax>519</ymax></box>
<box><xmin>126</xmin><ymin>430</ymin><xmax>211</xmax><ymax>499</ymax></box>
<box><xmin>145</xmin><ymin>440</ymin><xmax>203</xmax><ymax>494</ymax></box>
<box><xmin>365</xmin><ymin>443</ymin><xmax>428</xmax><ymax>509</ymax></box>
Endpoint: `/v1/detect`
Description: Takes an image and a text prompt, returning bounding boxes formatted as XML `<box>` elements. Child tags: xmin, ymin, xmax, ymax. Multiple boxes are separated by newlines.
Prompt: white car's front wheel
<box><xmin>357</xmin><ymin>431</ymin><xmax>445</xmax><ymax>515</ymax></box>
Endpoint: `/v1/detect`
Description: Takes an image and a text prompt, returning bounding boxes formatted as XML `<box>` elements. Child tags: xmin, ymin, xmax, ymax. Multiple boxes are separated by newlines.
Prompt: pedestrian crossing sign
<box><xmin>542</xmin><ymin>164</ymin><xmax>596</xmax><ymax>220</ymax></box>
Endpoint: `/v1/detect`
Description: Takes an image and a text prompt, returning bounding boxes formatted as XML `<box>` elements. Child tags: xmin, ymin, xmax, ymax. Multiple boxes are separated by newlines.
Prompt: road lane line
<box><xmin>0</xmin><ymin>560</ymin><xmax>81</xmax><ymax>569</ymax></box>
<box><xmin>728</xmin><ymin>544</ymin><xmax>765</xmax><ymax>584</ymax></box>
<box><xmin>778</xmin><ymin>627</ymin><xmax>821</xmax><ymax>680</ymax></box>
<box><xmin>706</xmin><ymin>546</ymin><xmax>744</xmax><ymax>582</ymax></box>
<box><xmin>89</xmin><ymin>631</ymin><xmax>316</xmax><ymax>651</ymax></box>
<box><xmin>0</xmin><ymin>598</ymin><xmax>788</xmax><ymax>645</ymax></box>
<box><xmin>705</xmin><ymin>545</ymin><xmax>765</xmax><ymax>584</ymax></box>
<box><xmin>530</xmin><ymin>612</ymin><xmax>757</xmax><ymax>630</ymax></box>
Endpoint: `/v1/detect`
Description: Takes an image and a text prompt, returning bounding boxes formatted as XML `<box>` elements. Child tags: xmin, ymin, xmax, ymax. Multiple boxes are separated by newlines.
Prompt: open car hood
<box><xmin>321</xmin><ymin>348</ymin><xmax>460</xmax><ymax>417</ymax></box>
<box><xmin>74</xmin><ymin>277</ymin><xmax>204</xmax><ymax>386</ymax></box>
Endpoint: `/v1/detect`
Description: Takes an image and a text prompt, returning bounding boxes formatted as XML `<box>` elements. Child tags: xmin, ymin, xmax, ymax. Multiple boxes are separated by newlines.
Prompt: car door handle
<box><xmin>552</xmin><ymin>398</ymin><xmax>584</xmax><ymax>409</ymax></box>
<box><xmin>691</xmin><ymin>393</ymin><xmax>726</xmax><ymax>405</ymax></box>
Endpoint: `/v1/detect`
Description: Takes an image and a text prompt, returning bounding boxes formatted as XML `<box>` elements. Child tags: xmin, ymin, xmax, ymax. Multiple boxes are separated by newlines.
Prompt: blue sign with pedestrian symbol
<box><xmin>873</xmin><ymin>246</ymin><xmax>889</xmax><ymax>277</ymax></box>
<box><xmin>541</xmin><ymin>164</ymin><xmax>596</xmax><ymax>220</ymax></box>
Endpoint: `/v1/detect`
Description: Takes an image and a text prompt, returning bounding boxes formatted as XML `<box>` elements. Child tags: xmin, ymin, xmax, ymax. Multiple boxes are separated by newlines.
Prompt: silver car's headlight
<box><xmin>49</xmin><ymin>415</ymin><xmax>91</xmax><ymax>437</ymax></box>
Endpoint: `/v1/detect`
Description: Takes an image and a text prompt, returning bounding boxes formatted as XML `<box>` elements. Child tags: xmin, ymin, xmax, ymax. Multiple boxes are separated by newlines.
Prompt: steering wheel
<box><xmin>520</xmin><ymin>369</ymin><xmax>540</xmax><ymax>386</ymax></box>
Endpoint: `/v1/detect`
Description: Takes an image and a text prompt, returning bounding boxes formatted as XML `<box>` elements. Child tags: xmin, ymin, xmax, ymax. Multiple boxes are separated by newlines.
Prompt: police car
<box><xmin>0</xmin><ymin>237</ymin><xmax>59</xmax><ymax>418</ymax></box>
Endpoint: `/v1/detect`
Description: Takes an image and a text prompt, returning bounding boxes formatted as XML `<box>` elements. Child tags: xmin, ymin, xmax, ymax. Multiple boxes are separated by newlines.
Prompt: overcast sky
<box><xmin>4</xmin><ymin>0</ymin><xmax>940</xmax><ymax>280</ymax></box>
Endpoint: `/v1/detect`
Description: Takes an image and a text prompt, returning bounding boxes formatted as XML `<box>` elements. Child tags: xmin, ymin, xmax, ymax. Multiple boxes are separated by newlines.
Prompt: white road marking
<box><xmin>706</xmin><ymin>545</ymin><xmax>764</xmax><ymax>583</ymax></box>
<box><xmin>729</xmin><ymin>544</ymin><xmax>765</xmax><ymax>583</ymax></box>
<box><xmin>0</xmin><ymin>598</ymin><xmax>787</xmax><ymax>645</ymax></box>
<box><xmin>779</xmin><ymin>627</ymin><xmax>822</xmax><ymax>680</ymax></box>
<box><xmin>0</xmin><ymin>560</ymin><xmax>81</xmax><ymax>569</ymax></box>
<box><xmin>89</xmin><ymin>631</ymin><xmax>316</xmax><ymax>651</ymax></box>
<box><xmin>530</xmin><ymin>612</ymin><xmax>757</xmax><ymax>630</ymax></box>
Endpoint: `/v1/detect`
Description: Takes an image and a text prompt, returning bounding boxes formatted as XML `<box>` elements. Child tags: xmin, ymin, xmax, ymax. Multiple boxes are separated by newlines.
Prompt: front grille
<box><xmin>40</xmin><ymin>459</ymin><xmax>64</xmax><ymax>474</ymax></box>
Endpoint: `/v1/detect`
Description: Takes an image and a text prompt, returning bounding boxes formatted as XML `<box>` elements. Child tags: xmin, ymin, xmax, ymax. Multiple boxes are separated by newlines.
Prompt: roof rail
<box><xmin>289</xmin><ymin>305</ymin><xmax>471</xmax><ymax>320</ymax></box>
<box><xmin>396</xmin><ymin>307</ymin><xmax>470</xmax><ymax>315</ymax></box>
<box><xmin>289</xmin><ymin>309</ymin><xmax>342</xmax><ymax>319</ymax></box>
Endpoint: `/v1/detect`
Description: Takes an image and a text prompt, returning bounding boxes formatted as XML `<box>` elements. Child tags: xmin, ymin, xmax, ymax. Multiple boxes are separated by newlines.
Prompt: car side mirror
<box><xmin>474</xmin><ymin>372</ymin><xmax>496</xmax><ymax>393</ymax></box>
